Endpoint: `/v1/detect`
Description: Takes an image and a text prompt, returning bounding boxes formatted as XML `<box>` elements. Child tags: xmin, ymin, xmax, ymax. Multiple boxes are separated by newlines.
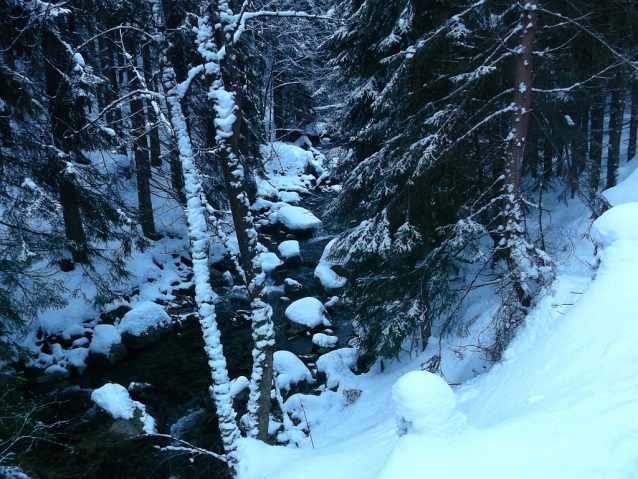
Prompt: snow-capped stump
<box><xmin>393</xmin><ymin>370</ymin><xmax>467</xmax><ymax>439</ymax></box>
<box><xmin>278</xmin><ymin>240</ymin><xmax>302</xmax><ymax>267</ymax></box>
<box><xmin>316</xmin><ymin>348</ymin><xmax>359</xmax><ymax>389</ymax></box>
<box><xmin>115</xmin><ymin>302</ymin><xmax>171</xmax><ymax>350</ymax></box>
<box><xmin>255</xmin><ymin>251</ymin><xmax>283</xmax><ymax>274</ymax></box>
<box><xmin>285</xmin><ymin>297</ymin><xmax>331</xmax><ymax>334</ymax></box>
<box><xmin>91</xmin><ymin>383</ymin><xmax>157</xmax><ymax>436</ymax></box>
<box><xmin>89</xmin><ymin>324</ymin><xmax>127</xmax><ymax>367</ymax></box>
<box><xmin>314</xmin><ymin>239</ymin><xmax>347</xmax><ymax>294</ymax></box>
<box><xmin>312</xmin><ymin>333</ymin><xmax>339</xmax><ymax>353</ymax></box>
<box><xmin>274</xmin><ymin>350</ymin><xmax>315</xmax><ymax>392</ymax></box>
<box><xmin>276</xmin><ymin>205</ymin><xmax>322</xmax><ymax>235</ymax></box>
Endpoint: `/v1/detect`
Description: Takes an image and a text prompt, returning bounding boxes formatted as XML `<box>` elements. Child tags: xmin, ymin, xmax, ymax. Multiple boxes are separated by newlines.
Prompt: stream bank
<box><xmin>14</xmin><ymin>147</ymin><xmax>355</xmax><ymax>479</ymax></box>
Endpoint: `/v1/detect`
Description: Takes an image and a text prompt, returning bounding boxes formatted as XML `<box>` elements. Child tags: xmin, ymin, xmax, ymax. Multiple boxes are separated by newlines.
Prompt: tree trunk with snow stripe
<box><xmin>195</xmin><ymin>2</ymin><xmax>275</xmax><ymax>441</ymax></box>
<box><xmin>150</xmin><ymin>0</ymin><xmax>240</xmax><ymax>462</ymax></box>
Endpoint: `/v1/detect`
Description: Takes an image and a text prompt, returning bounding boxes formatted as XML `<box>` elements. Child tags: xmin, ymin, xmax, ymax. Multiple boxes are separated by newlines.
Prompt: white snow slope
<box><xmin>237</xmin><ymin>163</ymin><xmax>638</xmax><ymax>478</ymax></box>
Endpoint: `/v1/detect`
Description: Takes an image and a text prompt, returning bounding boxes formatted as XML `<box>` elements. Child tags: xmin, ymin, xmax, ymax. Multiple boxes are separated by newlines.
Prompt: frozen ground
<box><xmin>237</xmin><ymin>161</ymin><xmax>638</xmax><ymax>478</ymax></box>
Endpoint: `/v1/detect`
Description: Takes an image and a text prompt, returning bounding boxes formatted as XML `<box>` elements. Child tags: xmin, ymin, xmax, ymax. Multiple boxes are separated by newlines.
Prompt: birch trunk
<box><xmin>150</xmin><ymin>0</ymin><xmax>240</xmax><ymax>462</ymax></box>
<box><xmin>195</xmin><ymin>2</ymin><xmax>275</xmax><ymax>441</ymax></box>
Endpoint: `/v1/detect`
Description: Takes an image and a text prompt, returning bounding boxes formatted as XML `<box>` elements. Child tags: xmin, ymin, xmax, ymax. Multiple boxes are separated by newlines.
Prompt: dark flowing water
<box><xmin>17</xmin><ymin>188</ymin><xmax>351</xmax><ymax>479</ymax></box>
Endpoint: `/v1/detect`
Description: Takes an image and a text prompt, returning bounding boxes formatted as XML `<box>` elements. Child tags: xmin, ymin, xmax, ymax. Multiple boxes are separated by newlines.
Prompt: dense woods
<box><xmin>1</xmin><ymin>0</ymin><xmax>637</xmax><ymax>477</ymax></box>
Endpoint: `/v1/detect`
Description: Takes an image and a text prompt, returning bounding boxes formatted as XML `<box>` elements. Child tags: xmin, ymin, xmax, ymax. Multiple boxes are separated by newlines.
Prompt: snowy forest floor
<box><xmin>237</xmin><ymin>159</ymin><xmax>638</xmax><ymax>479</ymax></box>
<box><xmin>15</xmin><ymin>138</ymin><xmax>638</xmax><ymax>479</ymax></box>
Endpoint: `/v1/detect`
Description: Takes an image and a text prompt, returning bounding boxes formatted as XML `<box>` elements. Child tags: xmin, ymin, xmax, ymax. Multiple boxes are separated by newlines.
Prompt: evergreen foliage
<box><xmin>324</xmin><ymin>0</ymin><xmax>638</xmax><ymax>360</ymax></box>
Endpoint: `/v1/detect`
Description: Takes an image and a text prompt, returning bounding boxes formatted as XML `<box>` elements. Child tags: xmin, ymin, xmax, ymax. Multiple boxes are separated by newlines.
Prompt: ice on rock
<box><xmin>278</xmin><ymin>240</ymin><xmax>300</xmax><ymax>259</ymax></box>
<box><xmin>91</xmin><ymin>383</ymin><xmax>157</xmax><ymax>434</ymax></box>
<box><xmin>89</xmin><ymin>324</ymin><xmax>122</xmax><ymax>356</ymax></box>
<box><xmin>312</xmin><ymin>333</ymin><xmax>338</xmax><ymax>348</ymax></box>
<box><xmin>285</xmin><ymin>297</ymin><xmax>330</xmax><ymax>329</ymax></box>
<box><xmin>255</xmin><ymin>252</ymin><xmax>283</xmax><ymax>274</ymax></box>
<box><xmin>116</xmin><ymin>302</ymin><xmax>170</xmax><ymax>336</ymax></box>
<box><xmin>274</xmin><ymin>350</ymin><xmax>314</xmax><ymax>391</ymax></box>
<box><xmin>393</xmin><ymin>371</ymin><xmax>467</xmax><ymax>438</ymax></box>
<box><xmin>276</xmin><ymin>206</ymin><xmax>322</xmax><ymax>232</ymax></box>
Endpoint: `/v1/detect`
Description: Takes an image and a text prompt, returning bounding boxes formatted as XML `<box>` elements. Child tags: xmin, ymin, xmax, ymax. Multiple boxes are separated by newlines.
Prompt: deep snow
<box><xmin>236</xmin><ymin>162</ymin><xmax>638</xmax><ymax>478</ymax></box>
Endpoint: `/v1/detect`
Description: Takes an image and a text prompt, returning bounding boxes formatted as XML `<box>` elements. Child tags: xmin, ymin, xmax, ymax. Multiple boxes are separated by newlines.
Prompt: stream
<box><xmin>16</xmin><ymin>182</ymin><xmax>352</xmax><ymax>478</ymax></box>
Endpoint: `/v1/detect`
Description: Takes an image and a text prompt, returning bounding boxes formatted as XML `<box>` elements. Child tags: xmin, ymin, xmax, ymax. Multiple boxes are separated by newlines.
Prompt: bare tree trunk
<box><xmin>607</xmin><ymin>74</ymin><xmax>626</xmax><ymax>189</ymax></box>
<box><xmin>503</xmin><ymin>0</ymin><xmax>539</xmax><ymax>306</ymax></box>
<box><xmin>125</xmin><ymin>36</ymin><xmax>158</xmax><ymax>240</ymax></box>
<box><xmin>628</xmin><ymin>80</ymin><xmax>638</xmax><ymax>162</ymax></box>
<box><xmin>143</xmin><ymin>45</ymin><xmax>163</xmax><ymax>168</ymax></box>
<box><xmin>43</xmin><ymin>29</ymin><xmax>90</xmax><ymax>265</ymax></box>
<box><xmin>196</xmin><ymin>3</ymin><xmax>275</xmax><ymax>442</ymax></box>
<box><xmin>589</xmin><ymin>95</ymin><xmax>605</xmax><ymax>199</ymax></box>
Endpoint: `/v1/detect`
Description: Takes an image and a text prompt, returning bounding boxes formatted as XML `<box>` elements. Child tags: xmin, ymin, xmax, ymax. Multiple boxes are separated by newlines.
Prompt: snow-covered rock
<box><xmin>314</xmin><ymin>240</ymin><xmax>346</xmax><ymax>292</ymax></box>
<box><xmin>278</xmin><ymin>240</ymin><xmax>300</xmax><ymax>260</ymax></box>
<box><xmin>274</xmin><ymin>350</ymin><xmax>315</xmax><ymax>391</ymax></box>
<box><xmin>89</xmin><ymin>324</ymin><xmax>127</xmax><ymax>366</ymax></box>
<box><xmin>116</xmin><ymin>302</ymin><xmax>170</xmax><ymax>336</ymax></box>
<box><xmin>115</xmin><ymin>302</ymin><xmax>171</xmax><ymax>349</ymax></box>
<box><xmin>316</xmin><ymin>348</ymin><xmax>359</xmax><ymax>389</ymax></box>
<box><xmin>276</xmin><ymin>206</ymin><xmax>322</xmax><ymax>233</ymax></box>
<box><xmin>255</xmin><ymin>252</ymin><xmax>283</xmax><ymax>274</ymax></box>
<box><xmin>91</xmin><ymin>383</ymin><xmax>156</xmax><ymax>435</ymax></box>
<box><xmin>285</xmin><ymin>297</ymin><xmax>331</xmax><ymax>331</ymax></box>
<box><xmin>283</xmin><ymin>278</ymin><xmax>307</xmax><ymax>298</ymax></box>
<box><xmin>312</xmin><ymin>333</ymin><xmax>339</xmax><ymax>349</ymax></box>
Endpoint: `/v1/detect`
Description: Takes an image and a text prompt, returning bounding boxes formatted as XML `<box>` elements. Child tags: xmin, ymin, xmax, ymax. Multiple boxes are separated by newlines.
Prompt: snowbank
<box><xmin>274</xmin><ymin>350</ymin><xmax>314</xmax><ymax>391</ymax></box>
<box><xmin>238</xmin><ymin>186</ymin><xmax>638</xmax><ymax>479</ymax></box>
<box><xmin>316</xmin><ymin>348</ymin><xmax>359</xmax><ymax>389</ymax></box>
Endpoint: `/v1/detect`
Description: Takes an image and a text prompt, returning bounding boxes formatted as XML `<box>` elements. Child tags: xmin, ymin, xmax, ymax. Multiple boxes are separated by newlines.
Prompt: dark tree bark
<box><xmin>607</xmin><ymin>75</ymin><xmax>626</xmax><ymax>189</ymax></box>
<box><xmin>589</xmin><ymin>96</ymin><xmax>605</xmax><ymax>198</ymax></box>
<box><xmin>628</xmin><ymin>80</ymin><xmax>638</xmax><ymax>162</ymax></box>
<box><xmin>503</xmin><ymin>0</ymin><xmax>539</xmax><ymax>306</ymax></box>
<box><xmin>143</xmin><ymin>44</ymin><xmax>162</xmax><ymax>168</ymax></box>
<box><xmin>42</xmin><ymin>29</ymin><xmax>90</xmax><ymax>265</ymax></box>
<box><xmin>125</xmin><ymin>36</ymin><xmax>158</xmax><ymax>240</ymax></box>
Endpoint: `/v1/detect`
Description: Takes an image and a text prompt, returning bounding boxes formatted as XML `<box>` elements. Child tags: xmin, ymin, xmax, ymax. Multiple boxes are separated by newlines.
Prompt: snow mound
<box><xmin>91</xmin><ymin>383</ymin><xmax>156</xmax><ymax>434</ymax></box>
<box><xmin>278</xmin><ymin>240</ymin><xmax>300</xmax><ymax>259</ymax></box>
<box><xmin>285</xmin><ymin>297</ymin><xmax>330</xmax><ymax>329</ymax></box>
<box><xmin>116</xmin><ymin>302</ymin><xmax>170</xmax><ymax>336</ymax></box>
<box><xmin>312</xmin><ymin>333</ymin><xmax>338</xmax><ymax>348</ymax></box>
<box><xmin>255</xmin><ymin>252</ymin><xmax>283</xmax><ymax>274</ymax></box>
<box><xmin>314</xmin><ymin>240</ymin><xmax>346</xmax><ymax>290</ymax></box>
<box><xmin>89</xmin><ymin>324</ymin><xmax>122</xmax><ymax>356</ymax></box>
<box><xmin>591</xmin><ymin>202</ymin><xmax>638</xmax><ymax>249</ymax></box>
<box><xmin>316</xmin><ymin>348</ymin><xmax>359</xmax><ymax>389</ymax></box>
<box><xmin>274</xmin><ymin>350</ymin><xmax>314</xmax><ymax>391</ymax></box>
<box><xmin>277</xmin><ymin>206</ymin><xmax>322</xmax><ymax>232</ymax></box>
<box><xmin>393</xmin><ymin>371</ymin><xmax>467</xmax><ymax>438</ymax></box>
